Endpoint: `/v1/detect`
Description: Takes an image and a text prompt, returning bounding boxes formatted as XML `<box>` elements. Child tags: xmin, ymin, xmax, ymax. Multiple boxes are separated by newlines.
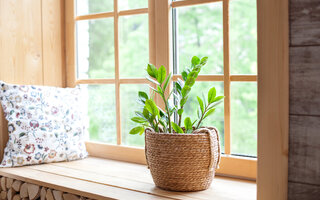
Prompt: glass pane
<box><xmin>76</xmin><ymin>0</ymin><xmax>113</xmax><ymax>16</ymax></box>
<box><xmin>119</xmin><ymin>15</ymin><xmax>149</xmax><ymax>78</ymax></box>
<box><xmin>83</xmin><ymin>84</ymin><xmax>116</xmax><ymax>144</ymax></box>
<box><xmin>119</xmin><ymin>0</ymin><xmax>148</xmax><ymax>11</ymax></box>
<box><xmin>174</xmin><ymin>3</ymin><xmax>223</xmax><ymax>75</ymax></box>
<box><xmin>76</xmin><ymin>19</ymin><xmax>115</xmax><ymax>79</ymax></box>
<box><xmin>231</xmin><ymin>82</ymin><xmax>257</xmax><ymax>156</ymax></box>
<box><xmin>121</xmin><ymin>84</ymin><xmax>149</xmax><ymax>147</ymax></box>
<box><xmin>180</xmin><ymin>82</ymin><xmax>225</xmax><ymax>152</ymax></box>
<box><xmin>230</xmin><ymin>0</ymin><xmax>257</xmax><ymax>74</ymax></box>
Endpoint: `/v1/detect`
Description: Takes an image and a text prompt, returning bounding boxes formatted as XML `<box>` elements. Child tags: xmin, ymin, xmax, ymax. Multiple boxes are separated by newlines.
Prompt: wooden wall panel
<box><xmin>42</xmin><ymin>0</ymin><xmax>66</xmax><ymax>87</ymax></box>
<box><xmin>288</xmin><ymin>182</ymin><xmax>320</xmax><ymax>200</ymax></box>
<box><xmin>0</xmin><ymin>0</ymin><xmax>65</xmax><ymax>161</ymax></box>
<box><xmin>0</xmin><ymin>0</ymin><xmax>43</xmax><ymax>84</ymax></box>
<box><xmin>289</xmin><ymin>115</ymin><xmax>320</xmax><ymax>185</ymax></box>
<box><xmin>289</xmin><ymin>46</ymin><xmax>320</xmax><ymax>115</ymax></box>
<box><xmin>289</xmin><ymin>0</ymin><xmax>320</xmax><ymax>198</ymax></box>
<box><xmin>257</xmin><ymin>0</ymin><xmax>289</xmax><ymax>199</ymax></box>
<box><xmin>290</xmin><ymin>0</ymin><xmax>320</xmax><ymax>46</ymax></box>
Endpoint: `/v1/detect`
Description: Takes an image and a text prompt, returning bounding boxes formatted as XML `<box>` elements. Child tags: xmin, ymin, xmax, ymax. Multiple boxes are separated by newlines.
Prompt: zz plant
<box><xmin>129</xmin><ymin>56</ymin><xmax>224</xmax><ymax>135</ymax></box>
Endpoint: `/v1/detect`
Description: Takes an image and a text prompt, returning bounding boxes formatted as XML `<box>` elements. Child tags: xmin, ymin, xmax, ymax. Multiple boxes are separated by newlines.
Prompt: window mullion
<box><xmin>114</xmin><ymin>0</ymin><xmax>121</xmax><ymax>145</ymax></box>
<box><xmin>153</xmin><ymin>0</ymin><xmax>172</xmax><ymax>111</ymax></box>
<box><xmin>223</xmin><ymin>0</ymin><xmax>231</xmax><ymax>155</ymax></box>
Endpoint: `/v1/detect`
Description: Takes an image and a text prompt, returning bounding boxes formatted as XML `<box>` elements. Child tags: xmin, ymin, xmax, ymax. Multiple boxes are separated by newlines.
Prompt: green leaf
<box><xmin>145</xmin><ymin>99</ymin><xmax>159</xmax><ymax>116</ymax></box>
<box><xmin>171</xmin><ymin>122</ymin><xmax>184</xmax><ymax>133</ymax></box>
<box><xmin>148</xmin><ymin>85</ymin><xmax>160</xmax><ymax>94</ymax></box>
<box><xmin>181</xmin><ymin>85</ymin><xmax>191</xmax><ymax>97</ymax></box>
<box><xmin>177</xmin><ymin>108</ymin><xmax>184</xmax><ymax>115</ymax></box>
<box><xmin>208</xmin><ymin>87</ymin><xmax>217</xmax><ymax>104</ymax></box>
<box><xmin>177</xmin><ymin>78</ymin><xmax>185</xmax><ymax>88</ymax></box>
<box><xmin>146</xmin><ymin>64</ymin><xmax>158</xmax><ymax>78</ymax></box>
<box><xmin>212</xmin><ymin>96</ymin><xmax>224</xmax><ymax>103</ymax></box>
<box><xmin>157</xmin><ymin>85</ymin><xmax>164</xmax><ymax>95</ymax></box>
<box><xmin>143</xmin><ymin>108</ymin><xmax>150</xmax><ymax>119</ymax></box>
<box><xmin>204</xmin><ymin>108</ymin><xmax>216</xmax><ymax>119</ymax></box>
<box><xmin>200</xmin><ymin>57</ymin><xmax>208</xmax><ymax>66</ymax></box>
<box><xmin>184</xmin><ymin>117</ymin><xmax>192</xmax><ymax>132</ymax></box>
<box><xmin>162</xmin><ymin>72</ymin><xmax>172</xmax><ymax>92</ymax></box>
<box><xmin>181</xmin><ymin>71</ymin><xmax>188</xmax><ymax>81</ymax></box>
<box><xmin>146</xmin><ymin>76</ymin><xmax>160</xmax><ymax>85</ymax></box>
<box><xmin>138</xmin><ymin>91</ymin><xmax>149</xmax><ymax>103</ymax></box>
<box><xmin>180</xmin><ymin>96</ymin><xmax>188</xmax><ymax>107</ymax></box>
<box><xmin>197</xmin><ymin>96</ymin><xmax>204</xmax><ymax>114</ymax></box>
<box><xmin>131</xmin><ymin>117</ymin><xmax>147</xmax><ymax>123</ymax></box>
<box><xmin>157</xmin><ymin>65</ymin><xmax>166</xmax><ymax>84</ymax></box>
<box><xmin>175</xmin><ymin>82</ymin><xmax>182</xmax><ymax>94</ymax></box>
<box><xmin>185</xmin><ymin>77</ymin><xmax>196</xmax><ymax>87</ymax></box>
<box><xmin>129</xmin><ymin>126</ymin><xmax>145</xmax><ymax>135</ymax></box>
<box><xmin>191</xmin><ymin>56</ymin><xmax>200</xmax><ymax>66</ymax></box>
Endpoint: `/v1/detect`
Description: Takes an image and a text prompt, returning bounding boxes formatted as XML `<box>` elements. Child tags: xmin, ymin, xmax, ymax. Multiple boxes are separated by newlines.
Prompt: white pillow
<box><xmin>0</xmin><ymin>81</ymin><xmax>88</xmax><ymax>167</ymax></box>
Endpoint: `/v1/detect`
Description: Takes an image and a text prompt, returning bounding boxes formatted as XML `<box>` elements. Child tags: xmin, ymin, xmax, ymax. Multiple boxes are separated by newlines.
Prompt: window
<box><xmin>73</xmin><ymin>0</ymin><xmax>149</xmax><ymax>147</ymax></box>
<box><xmin>66</xmin><ymin>0</ymin><xmax>257</xmax><ymax>179</ymax></box>
<box><xmin>172</xmin><ymin>0</ymin><xmax>257</xmax><ymax>157</ymax></box>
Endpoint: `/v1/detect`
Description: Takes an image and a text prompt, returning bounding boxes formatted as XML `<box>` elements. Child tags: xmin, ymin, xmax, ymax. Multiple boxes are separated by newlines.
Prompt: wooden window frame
<box><xmin>65</xmin><ymin>0</ymin><xmax>288</xmax><ymax>198</ymax></box>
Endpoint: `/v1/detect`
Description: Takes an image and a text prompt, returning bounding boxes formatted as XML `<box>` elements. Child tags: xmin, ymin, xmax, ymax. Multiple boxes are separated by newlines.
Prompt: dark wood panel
<box><xmin>290</xmin><ymin>0</ymin><xmax>320</xmax><ymax>46</ymax></box>
<box><xmin>288</xmin><ymin>182</ymin><xmax>320</xmax><ymax>200</ymax></box>
<box><xmin>289</xmin><ymin>46</ymin><xmax>320</xmax><ymax>115</ymax></box>
<box><xmin>289</xmin><ymin>115</ymin><xmax>320</xmax><ymax>185</ymax></box>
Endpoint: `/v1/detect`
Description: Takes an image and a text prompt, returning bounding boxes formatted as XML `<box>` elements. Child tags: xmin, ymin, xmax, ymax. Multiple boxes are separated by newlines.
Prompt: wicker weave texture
<box><xmin>145</xmin><ymin>127</ymin><xmax>220</xmax><ymax>192</ymax></box>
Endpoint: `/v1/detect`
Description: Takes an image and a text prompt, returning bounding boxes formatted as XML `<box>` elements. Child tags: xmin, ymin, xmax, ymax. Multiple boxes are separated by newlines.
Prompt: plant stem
<box><xmin>195</xmin><ymin>105</ymin><xmax>209</xmax><ymax>129</ymax></box>
<box><xmin>178</xmin><ymin>105</ymin><xmax>184</xmax><ymax>127</ymax></box>
<box><xmin>158</xmin><ymin>83</ymin><xmax>172</xmax><ymax>133</ymax></box>
<box><xmin>161</xmin><ymin>94</ymin><xmax>172</xmax><ymax>133</ymax></box>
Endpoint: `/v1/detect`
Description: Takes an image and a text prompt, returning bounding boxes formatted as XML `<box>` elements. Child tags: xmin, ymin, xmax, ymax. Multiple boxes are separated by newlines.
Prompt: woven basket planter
<box><xmin>145</xmin><ymin>127</ymin><xmax>221</xmax><ymax>192</ymax></box>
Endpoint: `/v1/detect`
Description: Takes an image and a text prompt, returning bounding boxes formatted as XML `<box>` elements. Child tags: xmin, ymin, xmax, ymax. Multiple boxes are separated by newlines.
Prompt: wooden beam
<box><xmin>114</xmin><ymin>0</ymin><xmax>121</xmax><ymax>145</ymax></box>
<box><xmin>257</xmin><ymin>0</ymin><xmax>289</xmax><ymax>199</ymax></box>
<box><xmin>230</xmin><ymin>75</ymin><xmax>257</xmax><ymax>82</ymax></box>
<box><xmin>119</xmin><ymin>8</ymin><xmax>148</xmax><ymax>16</ymax></box>
<box><xmin>222</xmin><ymin>0</ymin><xmax>231</xmax><ymax>155</ymax></box>
<box><xmin>171</xmin><ymin>0</ymin><xmax>221</xmax><ymax>8</ymax></box>
<box><xmin>75</xmin><ymin>12</ymin><xmax>114</xmax><ymax>21</ymax></box>
<box><xmin>65</xmin><ymin>0</ymin><xmax>76</xmax><ymax>87</ymax></box>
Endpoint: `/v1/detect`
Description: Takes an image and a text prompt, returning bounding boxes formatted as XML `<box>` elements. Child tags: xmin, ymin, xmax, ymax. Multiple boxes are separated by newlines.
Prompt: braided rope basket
<box><xmin>145</xmin><ymin>127</ymin><xmax>221</xmax><ymax>192</ymax></box>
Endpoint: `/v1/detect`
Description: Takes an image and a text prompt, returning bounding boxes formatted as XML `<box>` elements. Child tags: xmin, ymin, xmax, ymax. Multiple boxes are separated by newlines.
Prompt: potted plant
<box><xmin>129</xmin><ymin>56</ymin><xmax>224</xmax><ymax>192</ymax></box>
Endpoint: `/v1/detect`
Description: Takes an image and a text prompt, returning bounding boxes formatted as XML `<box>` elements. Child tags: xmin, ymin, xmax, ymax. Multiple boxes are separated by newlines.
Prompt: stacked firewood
<box><xmin>0</xmin><ymin>177</ymin><xmax>93</xmax><ymax>200</ymax></box>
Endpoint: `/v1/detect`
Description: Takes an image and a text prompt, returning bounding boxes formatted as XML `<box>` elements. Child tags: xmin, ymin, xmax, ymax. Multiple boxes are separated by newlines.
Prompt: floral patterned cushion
<box><xmin>0</xmin><ymin>81</ymin><xmax>88</xmax><ymax>167</ymax></box>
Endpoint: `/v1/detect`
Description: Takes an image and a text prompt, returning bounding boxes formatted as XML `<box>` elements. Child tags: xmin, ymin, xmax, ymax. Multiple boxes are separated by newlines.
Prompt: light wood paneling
<box><xmin>0</xmin><ymin>0</ymin><xmax>43</xmax><ymax>85</ymax></box>
<box><xmin>65</xmin><ymin>0</ymin><xmax>76</xmax><ymax>87</ymax></box>
<box><xmin>289</xmin><ymin>115</ymin><xmax>320</xmax><ymax>186</ymax></box>
<box><xmin>289</xmin><ymin>46</ymin><xmax>320</xmax><ymax>116</ymax></box>
<box><xmin>257</xmin><ymin>0</ymin><xmax>289</xmax><ymax>199</ymax></box>
<box><xmin>288</xmin><ymin>182</ymin><xmax>320</xmax><ymax>200</ymax></box>
<box><xmin>290</xmin><ymin>0</ymin><xmax>320</xmax><ymax>46</ymax></box>
<box><xmin>42</xmin><ymin>0</ymin><xmax>66</xmax><ymax>87</ymax></box>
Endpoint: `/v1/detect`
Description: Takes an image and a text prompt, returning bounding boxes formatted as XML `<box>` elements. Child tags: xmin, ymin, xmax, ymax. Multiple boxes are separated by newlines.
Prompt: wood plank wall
<box><xmin>289</xmin><ymin>0</ymin><xmax>320</xmax><ymax>199</ymax></box>
<box><xmin>0</xmin><ymin>0</ymin><xmax>65</xmax><ymax>161</ymax></box>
